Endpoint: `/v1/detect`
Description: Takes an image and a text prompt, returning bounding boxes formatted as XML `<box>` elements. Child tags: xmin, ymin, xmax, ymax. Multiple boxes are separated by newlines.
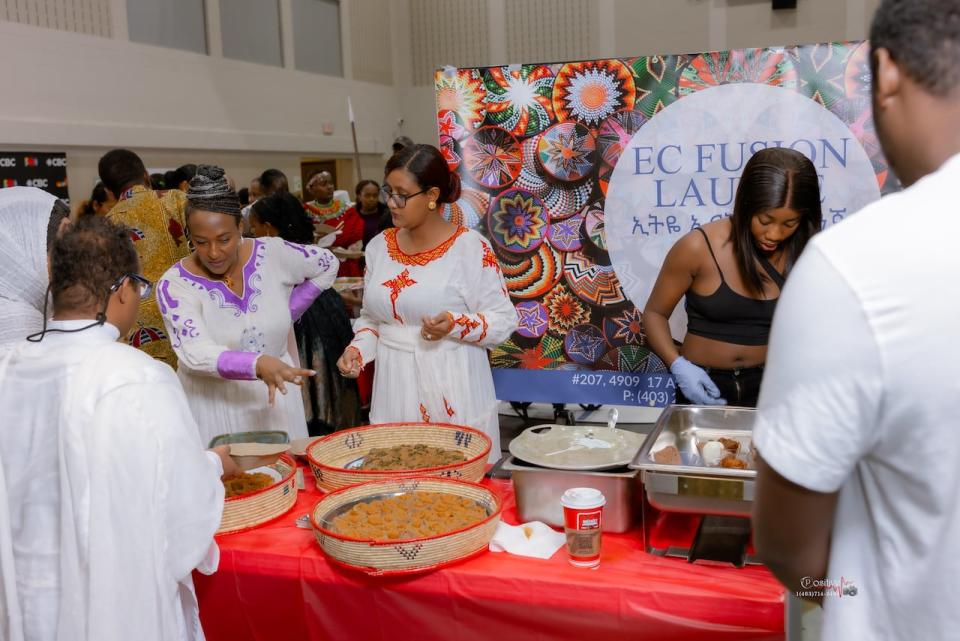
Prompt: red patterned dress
<box><xmin>348</xmin><ymin>227</ymin><xmax>517</xmax><ymax>461</ymax></box>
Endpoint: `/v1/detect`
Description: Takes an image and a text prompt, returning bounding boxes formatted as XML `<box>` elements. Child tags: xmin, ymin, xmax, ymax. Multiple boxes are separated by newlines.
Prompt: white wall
<box><xmin>400</xmin><ymin>0</ymin><xmax>883</xmax><ymax>145</ymax></box>
<box><xmin>0</xmin><ymin>0</ymin><xmax>885</xmax><ymax>202</ymax></box>
<box><xmin>0</xmin><ymin>20</ymin><xmax>398</xmax><ymax>154</ymax></box>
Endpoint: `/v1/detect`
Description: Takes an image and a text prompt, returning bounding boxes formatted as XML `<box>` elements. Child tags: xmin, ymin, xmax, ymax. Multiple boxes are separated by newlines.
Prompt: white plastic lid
<box><xmin>560</xmin><ymin>487</ymin><xmax>606</xmax><ymax>509</ymax></box>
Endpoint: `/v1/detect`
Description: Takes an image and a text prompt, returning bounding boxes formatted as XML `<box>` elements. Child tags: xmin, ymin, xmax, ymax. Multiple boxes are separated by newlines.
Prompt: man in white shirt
<box><xmin>751</xmin><ymin>1</ymin><xmax>960</xmax><ymax>640</ymax></box>
<box><xmin>0</xmin><ymin>216</ymin><xmax>236</xmax><ymax>641</ymax></box>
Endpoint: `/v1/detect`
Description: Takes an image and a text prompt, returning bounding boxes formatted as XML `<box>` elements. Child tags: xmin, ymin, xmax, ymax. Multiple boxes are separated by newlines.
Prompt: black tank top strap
<box><xmin>759</xmin><ymin>257</ymin><xmax>786</xmax><ymax>290</ymax></box>
<box><xmin>696</xmin><ymin>227</ymin><xmax>725</xmax><ymax>283</ymax></box>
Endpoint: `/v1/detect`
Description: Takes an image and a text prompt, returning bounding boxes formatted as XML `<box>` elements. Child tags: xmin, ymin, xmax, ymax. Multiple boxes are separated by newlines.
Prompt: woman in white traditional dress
<box><xmin>337</xmin><ymin>145</ymin><xmax>518</xmax><ymax>462</ymax></box>
<box><xmin>157</xmin><ymin>166</ymin><xmax>338</xmax><ymax>445</ymax></box>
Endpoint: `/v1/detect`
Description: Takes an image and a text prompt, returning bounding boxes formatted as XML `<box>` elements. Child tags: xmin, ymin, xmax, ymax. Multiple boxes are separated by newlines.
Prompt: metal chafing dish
<box><xmin>502</xmin><ymin>410</ymin><xmax>646</xmax><ymax>533</ymax></box>
<box><xmin>501</xmin><ymin>456</ymin><xmax>641</xmax><ymax>533</ymax></box>
<box><xmin>630</xmin><ymin>405</ymin><xmax>756</xmax><ymax>518</ymax></box>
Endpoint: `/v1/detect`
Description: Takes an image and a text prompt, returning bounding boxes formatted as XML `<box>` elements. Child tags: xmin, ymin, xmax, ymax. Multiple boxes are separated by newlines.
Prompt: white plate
<box><xmin>246</xmin><ymin>465</ymin><xmax>282</xmax><ymax>483</ymax></box>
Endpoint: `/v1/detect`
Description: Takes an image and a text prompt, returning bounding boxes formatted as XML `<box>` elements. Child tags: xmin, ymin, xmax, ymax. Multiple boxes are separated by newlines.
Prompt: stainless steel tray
<box><xmin>630</xmin><ymin>405</ymin><xmax>756</xmax><ymax>517</ymax></box>
<box><xmin>502</xmin><ymin>456</ymin><xmax>640</xmax><ymax>533</ymax></box>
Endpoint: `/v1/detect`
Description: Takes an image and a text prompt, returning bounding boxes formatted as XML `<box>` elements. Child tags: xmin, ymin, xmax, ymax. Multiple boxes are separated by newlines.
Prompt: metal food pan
<box><xmin>501</xmin><ymin>456</ymin><xmax>641</xmax><ymax>533</ymax></box>
<box><xmin>630</xmin><ymin>405</ymin><xmax>756</xmax><ymax>517</ymax></box>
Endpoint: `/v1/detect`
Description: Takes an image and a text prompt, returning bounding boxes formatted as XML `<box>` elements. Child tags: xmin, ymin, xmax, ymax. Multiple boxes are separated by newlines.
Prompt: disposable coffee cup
<box><xmin>560</xmin><ymin>487</ymin><xmax>606</xmax><ymax>568</ymax></box>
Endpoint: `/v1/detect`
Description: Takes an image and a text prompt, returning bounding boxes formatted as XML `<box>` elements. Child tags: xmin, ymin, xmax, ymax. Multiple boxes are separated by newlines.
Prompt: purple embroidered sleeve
<box><xmin>216</xmin><ymin>351</ymin><xmax>259</xmax><ymax>380</ymax></box>
<box><xmin>289</xmin><ymin>281</ymin><xmax>323</xmax><ymax>321</ymax></box>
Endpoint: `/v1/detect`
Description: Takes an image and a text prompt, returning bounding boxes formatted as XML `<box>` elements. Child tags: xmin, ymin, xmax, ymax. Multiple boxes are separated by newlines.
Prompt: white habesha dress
<box><xmin>349</xmin><ymin>227</ymin><xmax>518</xmax><ymax>463</ymax></box>
<box><xmin>157</xmin><ymin>237</ymin><xmax>338</xmax><ymax>446</ymax></box>
<box><xmin>0</xmin><ymin>320</ymin><xmax>223</xmax><ymax>641</ymax></box>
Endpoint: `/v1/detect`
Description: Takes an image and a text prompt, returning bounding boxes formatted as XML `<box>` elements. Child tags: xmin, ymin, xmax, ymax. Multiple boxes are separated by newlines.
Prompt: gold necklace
<box><xmin>220</xmin><ymin>246</ymin><xmax>243</xmax><ymax>290</ymax></box>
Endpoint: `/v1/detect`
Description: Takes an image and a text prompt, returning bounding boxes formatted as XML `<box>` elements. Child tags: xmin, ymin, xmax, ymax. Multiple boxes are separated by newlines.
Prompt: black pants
<box><xmin>675</xmin><ymin>364</ymin><xmax>764</xmax><ymax>408</ymax></box>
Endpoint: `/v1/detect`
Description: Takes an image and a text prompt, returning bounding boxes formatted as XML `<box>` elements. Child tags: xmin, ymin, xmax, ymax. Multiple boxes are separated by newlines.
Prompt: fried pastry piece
<box><xmin>653</xmin><ymin>445</ymin><xmax>682</xmax><ymax>465</ymax></box>
<box><xmin>718</xmin><ymin>438</ymin><xmax>741</xmax><ymax>454</ymax></box>
<box><xmin>720</xmin><ymin>455</ymin><xmax>748</xmax><ymax>469</ymax></box>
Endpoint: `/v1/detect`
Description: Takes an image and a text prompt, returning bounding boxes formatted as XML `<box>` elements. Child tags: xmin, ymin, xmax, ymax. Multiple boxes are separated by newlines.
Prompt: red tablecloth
<box><xmin>195</xmin><ymin>468</ymin><xmax>785</xmax><ymax>641</ymax></box>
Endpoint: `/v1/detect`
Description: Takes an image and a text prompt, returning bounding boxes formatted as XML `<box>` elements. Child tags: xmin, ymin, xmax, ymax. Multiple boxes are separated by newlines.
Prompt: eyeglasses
<box><xmin>26</xmin><ymin>272</ymin><xmax>153</xmax><ymax>343</ymax></box>
<box><xmin>380</xmin><ymin>186</ymin><xmax>428</xmax><ymax>208</ymax></box>
<box><xmin>110</xmin><ymin>273</ymin><xmax>154</xmax><ymax>300</ymax></box>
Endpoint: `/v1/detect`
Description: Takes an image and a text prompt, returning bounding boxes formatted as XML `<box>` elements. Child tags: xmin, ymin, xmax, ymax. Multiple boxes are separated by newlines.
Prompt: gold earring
<box><xmin>428</xmin><ymin>201</ymin><xmax>437</xmax><ymax>210</ymax></box>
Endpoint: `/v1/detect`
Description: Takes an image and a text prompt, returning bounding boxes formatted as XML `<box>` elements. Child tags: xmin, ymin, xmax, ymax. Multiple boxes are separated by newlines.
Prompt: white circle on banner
<box><xmin>605</xmin><ymin>82</ymin><xmax>881</xmax><ymax>340</ymax></box>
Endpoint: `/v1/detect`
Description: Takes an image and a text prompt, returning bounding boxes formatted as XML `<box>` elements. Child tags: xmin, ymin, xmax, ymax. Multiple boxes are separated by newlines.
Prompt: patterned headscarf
<box><xmin>186</xmin><ymin>165</ymin><xmax>241</xmax><ymax>218</ymax></box>
<box><xmin>0</xmin><ymin>187</ymin><xmax>59</xmax><ymax>345</ymax></box>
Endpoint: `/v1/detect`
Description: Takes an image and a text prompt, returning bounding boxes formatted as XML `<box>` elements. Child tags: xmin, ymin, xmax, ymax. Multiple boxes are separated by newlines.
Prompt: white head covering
<box><xmin>0</xmin><ymin>187</ymin><xmax>59</xmax><ymax>346</ymax></box>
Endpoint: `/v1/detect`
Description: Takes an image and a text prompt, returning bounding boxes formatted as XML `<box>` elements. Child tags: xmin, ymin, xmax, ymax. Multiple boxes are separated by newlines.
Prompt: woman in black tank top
<box><xmin>642</xmin><ymin>148</ymin><xmax>822</xmax><ymax>407</ymax></box>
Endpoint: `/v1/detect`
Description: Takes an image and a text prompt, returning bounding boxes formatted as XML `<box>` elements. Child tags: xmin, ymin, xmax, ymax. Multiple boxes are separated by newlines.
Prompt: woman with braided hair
<box><xmin>157</xmin><ymin>165</ymin><xmax>339</xmax><ymax>444</ymax></box>
<box><xmin>250</xmin><ymin>192</ymin><xmax>361</xmax><ymax>434</ymax></box>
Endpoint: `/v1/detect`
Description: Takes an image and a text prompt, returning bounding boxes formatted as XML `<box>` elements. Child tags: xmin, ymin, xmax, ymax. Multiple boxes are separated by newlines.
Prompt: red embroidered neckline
<box><xmin>385</xmin><ymin>227</ymin><xmax>467</xmax><ymax>267</ymax></box>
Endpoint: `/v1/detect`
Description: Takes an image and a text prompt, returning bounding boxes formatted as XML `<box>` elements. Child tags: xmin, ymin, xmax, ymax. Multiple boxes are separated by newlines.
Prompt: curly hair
<box><xmin>50</xmin><ymin>215</ymin><xmax>139</xmax><ymax>313</ymax></box>
<box><xmin>46</xmin><ymin>199</ymin><xmax>70</xmax><ymax>251</ymax></box>
<box><xmin>251</xmin><ymin>192</ymin><xmax>314</xmax><ymax>244</ymax></box>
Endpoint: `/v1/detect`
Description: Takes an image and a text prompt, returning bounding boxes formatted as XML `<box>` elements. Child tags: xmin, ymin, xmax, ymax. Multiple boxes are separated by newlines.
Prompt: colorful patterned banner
<box><xmin>436</xmin><ymin>42</ymin><xmax>896</xmax><ymax>407</ymax></box>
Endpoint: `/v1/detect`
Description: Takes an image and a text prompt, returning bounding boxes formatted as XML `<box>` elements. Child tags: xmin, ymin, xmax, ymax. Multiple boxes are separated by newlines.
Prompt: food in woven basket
<box><xmin>331</xmin><ymin>491</ymin><xmax>487</xmax><ymax>540</ymax></box>
<box><xmin>360</xmin><ymin>444</ymin><xmax>467</xmax><ymax>471</ymax></box>
<box><xmin>223</xmin><ymin>472</ymin><xmax>275</xmax><ymax>498</ymax></box>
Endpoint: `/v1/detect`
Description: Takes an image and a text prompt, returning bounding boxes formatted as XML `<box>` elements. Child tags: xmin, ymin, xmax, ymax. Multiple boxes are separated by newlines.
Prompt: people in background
<box><xmin>392</xmin><ymin>135</ymin><xmax>414</xmax><ymax>154</ymax></box>
<box><xmin>642</xmin><ymin>147</ymin><xmax>822</xmax><ymax>407</ymax></box>
<box><xmin>0</xmin><ymin>187</ymin><xmax>70</xmax><ymax>346</ymax></box>
<box><xmin>249</xmin><ymin>192</ymin><xmax>361</xmax><ymax>435</ymax></box>
<box><xmin>173</xmin><ymin>163</ymin><xmax>198</xmax><ymax>191</ymax></box>
<box><xmin>237</xmin><ymin>187</ymin><xmax>250</xmax><ymax>207</ymax></box>
<box><xmin>156</xmin><ymin>166</ymin><xmax>338</xmax><ymax>445</ymax></box>
<box><xmin>78</xmin><ymin>181</ymin><xmax>117</xmax><ymax>217</ymax></box>
<box><xmin>337</xmin><ymin>144</ymin><xmax>517</xmax><ymax>462</ymax></box>
<box><xmin>350</xmin><ymin>179</ymin><xmax>393</xmax><ymax>249</ymax></box>
<box><xmin>98</xmin><ymin>148</ymin><xmax>189</xmax><ymax>368</ymax></box>
<box><xmin>752</xmin><ymin>2</ymin><xmax>960</xmax><ymax>639</ymax></box>
<box><xmin>164</xmin><ymin>169</ymin><xmax>178</xmax><ymax>192</ymax></box>
<box><xmin>0</xmin><ymin>215</ymin><xmax>232</xmax><ymax>641</ymax></box>
<box><xmin>303</xmin><ymin>170</ymin><xmax>348</xmax><ymax>225</ymax></box>
<box><xmin>249</xmin><ymin>176</ymin><xmax>263</xmax><ymax>202</ymax></box>
<box><xmin>240</xmin><ymin>176</ymin><xmax>265</xmax><ymax>235</ymax></box>
<box><xmin>149</xmin><ymin>172</ymin><xmax>166</xmax><ymax>190</ymax></box>
<box><xmin>260</xmin><ymin>168</ymin><xmax>289</xmax><ymax>196</ymax></box>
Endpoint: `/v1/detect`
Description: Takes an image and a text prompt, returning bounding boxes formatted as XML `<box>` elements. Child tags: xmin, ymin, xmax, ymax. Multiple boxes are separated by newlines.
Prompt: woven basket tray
<box><xmin>218</xmin><ymin>453</ymin><xmax>298</xmax><ymax>535</ymax></box>
<box><xmin>310</xmin><ymin>477</ymin><xmax>502</xmax><ymax>576</ymax></box>
<box><xmin>306</xmin><ymin>423</ymin><xmax>491</xmax><ymax>492</ymax></box>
